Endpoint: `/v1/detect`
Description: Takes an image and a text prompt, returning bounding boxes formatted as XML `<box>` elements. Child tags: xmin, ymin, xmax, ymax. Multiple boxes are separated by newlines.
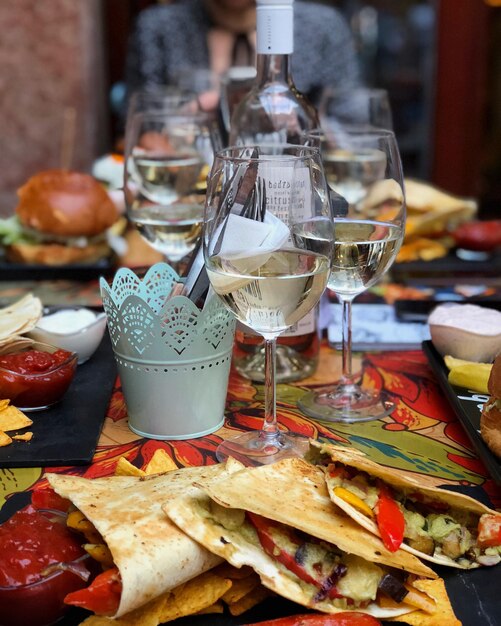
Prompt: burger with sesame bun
<box><xmin>1</xmin><ymin>169</ymin><xmax>120</xmax><ymax>266</ymax></box>
<box><xmin>481</xmin><ymin>354</ymin><xmax>501</xmax><ymax>459</ymax></box>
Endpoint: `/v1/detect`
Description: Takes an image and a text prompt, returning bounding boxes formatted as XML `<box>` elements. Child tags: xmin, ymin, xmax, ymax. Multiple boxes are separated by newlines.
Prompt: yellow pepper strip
<box><xmin>66</xmin><ymin>510</ymin><xmax>103</xmax><ymax>544</ymax></box>
<box><xmin>403</xmin><ymin>583</ymin><xmax>437</xmax><ymax>614</ymax></box>
<box><xmin>334</xmin><ymin>486</ymin><xmax>375</xmax><ymax>519</ymax></box>
<box><xmin>83</xmin><ymin>543</ymin><xmax>114</xmax><ymax>568</ymax></box>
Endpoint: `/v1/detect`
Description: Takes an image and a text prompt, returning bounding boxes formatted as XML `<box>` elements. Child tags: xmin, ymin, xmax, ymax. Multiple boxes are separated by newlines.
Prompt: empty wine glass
<box><xmin>298</xmin><ymin>127</ymin><xmax>406</xmax><ymax>422</ymax></box>
<box><xmin>319</xmin><ymin>87</ymin><xmax>393</xmax><ymax>130</ymax></box>
<box><xmin>204</xmin><ymin>145</ymin><xmax>334</xmax><ymax>465</ymax></box>
<box><xmin>124</xmin><ymin>111</ymin><xmax>221</xmax><ymax>271</ymax></box>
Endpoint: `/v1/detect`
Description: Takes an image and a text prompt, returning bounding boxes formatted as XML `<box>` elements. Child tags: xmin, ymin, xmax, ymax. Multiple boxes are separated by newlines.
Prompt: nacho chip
<box><xmin>159</xmin><ymin>571</ymin><xmax>232</xmax><ymax>622</ymax></box>
<box><xmin>144</xmin><ymin>449</ymin><xmax>177</xmax><ymax>475</ymax></box>
<box><xmin>0</xmin><ymin>295</ymin><xmax>42</xmax><ymax>342</ymax></box>
<box><xmin>0</xmin><ymin>405</ymin><xmax>33</xmax><ymax>432</ymax></box>
<box><xmin>0</xmin><ymin>430</ymin><xmax>12</xmax><ymax>447</ymax></box>
<box><xmin>221</xmin><ymin>573</ymin><xmax>260</xmax><ymax>604</ymax></box>
<box><xmin>114</xmin><ymin>456</ymin><xmax>146</xmax><ymax>477</ymax></box>
<box><xmin>213</xmin><ymin>562</ymin><xmax>255</xmax><ymax>580</ymax></box>
<box><xmin>196</xmin><ymin>600</ymin><xmax>225</xmax><ymax>614</ymax></box>
<box><xmin>12</xmin><ymin>431</ymin><xmax>33</xmax><ymax>442</ymax></box>
<box><xmin>227</xmin><ymin>585</ymin><xmax>273</xmax><ymax>616</ymax></box>
<box><xmin>0</xmin><ymin>399</ymin><xmax>10</xmax><ymax>410</ymax></box>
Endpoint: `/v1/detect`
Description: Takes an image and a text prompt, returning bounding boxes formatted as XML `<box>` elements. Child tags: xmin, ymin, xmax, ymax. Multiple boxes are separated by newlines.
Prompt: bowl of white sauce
<box><xmin>28</xmin><ymin>308</ymin><xmax>108</xmax><ymax>364</ymax></box>
<box><xmin>428</xmin><ymin>303</ymin><xmax>501</xmax><ymax>362</ymax></box>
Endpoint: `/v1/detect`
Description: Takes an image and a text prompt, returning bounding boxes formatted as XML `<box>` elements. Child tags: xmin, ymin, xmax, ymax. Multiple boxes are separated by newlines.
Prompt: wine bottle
<box><xmin>229</xmin><ymin>0</ymin><xmax>321</xmax><ymax>383</ymax></box>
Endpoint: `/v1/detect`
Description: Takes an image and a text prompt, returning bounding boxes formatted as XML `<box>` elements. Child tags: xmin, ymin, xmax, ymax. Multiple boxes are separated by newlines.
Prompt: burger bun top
<box><xmin>16</xmin><ymin>169</ymin><xmax>119</xmax><ymax>237</ymax></box>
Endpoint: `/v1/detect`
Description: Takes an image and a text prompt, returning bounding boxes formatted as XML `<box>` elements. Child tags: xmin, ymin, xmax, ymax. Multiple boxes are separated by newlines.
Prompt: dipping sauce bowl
<box><xmin>0</xmin><ymin>340</ymin><xmax>77</xmax><ymax>411</ymax></box>
<box><xmin>29</xmin><ymin>308</ymin><xmax>107</xmax><ymax>365</ymax></box>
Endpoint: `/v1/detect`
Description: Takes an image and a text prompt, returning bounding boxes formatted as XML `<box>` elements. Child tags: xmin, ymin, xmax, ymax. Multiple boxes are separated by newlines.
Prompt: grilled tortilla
<box><xmin>47</xmin><ymin>466</ymin><xmax>224</xmax><ymax>618</ymax></box>
<box><xmin>308</xmin><ymin>440</ymin><xmax>501</xmax><ymax>569</ymax></box>
<box><xmin>164</xmin><ymin>458</ymin><xmax>460</xmax><ymax>624</ymax></box>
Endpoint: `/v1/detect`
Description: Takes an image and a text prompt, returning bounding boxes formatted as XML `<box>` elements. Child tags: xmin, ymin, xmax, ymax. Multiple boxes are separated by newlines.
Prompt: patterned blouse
<box><xmin>125</xmin><ymin>0</ymin><xmax>360</xmax><ymax>103</ymax></box>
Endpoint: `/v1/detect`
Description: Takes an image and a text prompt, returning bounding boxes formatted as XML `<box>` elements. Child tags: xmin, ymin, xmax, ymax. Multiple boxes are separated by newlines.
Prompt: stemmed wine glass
<box><xmin>319</xmin><ymin>87</ymin><xmax>393</xmax><ymax>130</ymax></box>
<box><xmin>298</xmin><ymin>127</ymin><xmax>406</xmax><ymax>422</ymax></box>
<box><xmin>204</xmin><ymin>145</ymin><xmax>334</xmax><ymax>465</ymax></box>
<box><xmin>124</xmin><ymin>110</ymin><xmax>221</xmax><ymax>271</ymax></box>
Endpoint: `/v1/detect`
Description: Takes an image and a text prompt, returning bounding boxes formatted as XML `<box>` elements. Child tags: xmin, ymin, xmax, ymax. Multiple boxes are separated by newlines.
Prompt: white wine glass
<box><xmin>204</xmin><ymin>144</ymin><xmax>334</xmax><ymax>465</ymax></box>
<box><xmin>124</xmin><ymin>110</ymin><xmax>221</xmax><ymax>271</ymax></box>
<box><xmin>319</xmin><ymin>87</ymin><xmax>393</xmax><ymax>130</ymax></box>
<box><xmin>298</xmin><ymin>128</ymin><xmax>406</xmax><ymax>422</ymax></box>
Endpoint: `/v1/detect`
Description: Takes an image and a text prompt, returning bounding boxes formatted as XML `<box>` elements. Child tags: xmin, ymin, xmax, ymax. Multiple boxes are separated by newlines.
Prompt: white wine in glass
<box><xmin>297</xmin><ymin>128</ymin><xmax>406</xmax><ymax>422</ymax></box>
<box><xmin>124</xmin><ymin>111</ymin><xmax>220</xmax><ymax>269</ymax></box>
<box><xmin>204</xmin><ymin>145</ymin><xmax>333</xmax><ymax>465</ymax></box>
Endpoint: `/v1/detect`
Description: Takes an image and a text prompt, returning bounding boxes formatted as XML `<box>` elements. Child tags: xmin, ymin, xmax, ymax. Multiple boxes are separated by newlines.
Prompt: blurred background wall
<box><xmin>0</xmin><ymin>0</ymin><xmax>108</xmax><ymax>207</ymax></box>
<box><xmin>0</xmin><ymin>0</ymin><xmax>499</xmax><ymax>218</ymax></box>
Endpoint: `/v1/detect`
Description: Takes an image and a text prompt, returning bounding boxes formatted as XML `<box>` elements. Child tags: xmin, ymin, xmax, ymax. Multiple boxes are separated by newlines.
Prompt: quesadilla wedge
<box><xmin>46</xmin><ymin>465</ymin><xmax>225</xmax><ymax>618</ymax></box>
<box><xmin>164</xmin><ymin>458</ymin><xmax>459</xmax><ymax>625</ymax></box>
<box><xmin>308</xmin><ymin>440</ymin><xmax>501</xmax><ymax>570</ymax></box>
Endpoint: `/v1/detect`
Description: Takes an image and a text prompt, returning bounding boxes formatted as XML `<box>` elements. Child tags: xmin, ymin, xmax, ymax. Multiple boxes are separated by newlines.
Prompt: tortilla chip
<box><xmin>0</xmin><ymin>295</ymin><xmax>42</xmax><ymax>341</ymax></box>
<box><xmin>12</xmin><ymin>431</ymin><xmax>33</xmax><ymax>442</ymax></box>
<box><xmin>196</xmin><ymin>601</ymin><xmax>225</xmax><ymax>614</ymax></box>
<box><xmin>0</xmin><ymin>399</ymin><xmax>10</xmax><ymax>410</ymax></box>
<box><xmin>114</xmin><ymin>456</ymin><xmax>146</xmax><ymax>477</ymax></box>
<box><xmin>227</xmin><ymin>585</ymin><xmax>273</xmax><ymax>616</ymax></box>
<box><xmin>0</xmin><ymin>406</ymin><xmax>33</xmax><ymax>432</ymax></box>
<box><xmin>144</xmin><ymin>449</ymin><xmax>177</xmax><ymax>475</ymax></box>
<box><xmin>388</xmin><ymin>579</ymin><xmax>461</xmax><ymax>626</ymax></box>
<box><xmin>159</xmin><ymin>571</ymin><xmax>232</xmax><ymax>622</ymax></box>
<box><xmin>0</xmin><ymin>430</ymin><xmax>12</xmax><ymax>447</ymax></box>
<box><xmin>213</xmin><ymin>563</ymin><xmax>255</xmax><ymax>580</ymax></box>
<box><xmin>221</xmin><ymin>573</ymin><xmax>260</xmax><ymax>604</ymax></box>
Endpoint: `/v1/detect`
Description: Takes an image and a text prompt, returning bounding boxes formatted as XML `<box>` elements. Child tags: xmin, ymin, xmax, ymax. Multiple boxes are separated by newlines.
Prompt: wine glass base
<box><xmin>216</xmin><ymin>431</ymin><xmax>309</xmax><ymax>466</ymax></box>
<box><xmin>298</xmin><ymin>385</ymin><xmax>395</xmax><ymax>423</ymax></box>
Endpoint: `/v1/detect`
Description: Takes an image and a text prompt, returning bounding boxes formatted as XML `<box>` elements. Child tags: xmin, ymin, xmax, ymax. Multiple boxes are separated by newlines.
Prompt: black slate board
<box><xmin>392</xmin><ymin>251</ymin><xmax>501</xmax><ymax>285</ymax></box>
<box><xmin>0</xmin><ymin>333</ymin><xmax>116</xmax><ymax>468</ymax></box>
<box><xmin>0</xmin><ymin>256</ymin><xmax>115</xmax><ymax>281</ymax></box>
<box><xmin>422</xmin><ymin>339</ymin><xmax>501</xmax><ymax>486</ymax></box>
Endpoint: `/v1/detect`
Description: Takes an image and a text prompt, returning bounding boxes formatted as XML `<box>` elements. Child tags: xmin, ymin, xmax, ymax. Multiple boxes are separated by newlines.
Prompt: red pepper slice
<box><xmin>242</xmin><ymin>613</ymin><xmax>382</xmax><ymax>626</ymax></box>
<box><xmin>31</xmin><ymin>487</ymin><xmax>71</xmax><ymax>513</ymax></box>
<box><xmin>64</xmin><ymin>567</ymin><xmax>122</xmax><ymax>615</ymax></box>
<box><xmin>375</xmin><ymin>484</ymin><xmax>405</xmax><ymax>552</ymax></box>
<box><xmin>247</xmin><ymin>512</ymin><xmax>343</xmax><ymax>599</ymax></box>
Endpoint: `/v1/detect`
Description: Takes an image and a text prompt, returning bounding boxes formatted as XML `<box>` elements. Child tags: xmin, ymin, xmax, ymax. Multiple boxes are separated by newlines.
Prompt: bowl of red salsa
<box><xmin>0</xmin><ymin>340</ymin><xmax>77</xmax><ymax>411</ymax></box>
<box><xmin>0</xmin><ymin>505</ymin><xmax>92</xmax><ymax>626</ymax></box>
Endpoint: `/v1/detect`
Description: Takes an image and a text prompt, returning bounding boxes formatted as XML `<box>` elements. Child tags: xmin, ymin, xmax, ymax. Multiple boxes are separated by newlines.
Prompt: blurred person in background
<box><xmin>124</xmin><ymin>0</ymin><xmax>360</xmax><ymax>110</ymax></box>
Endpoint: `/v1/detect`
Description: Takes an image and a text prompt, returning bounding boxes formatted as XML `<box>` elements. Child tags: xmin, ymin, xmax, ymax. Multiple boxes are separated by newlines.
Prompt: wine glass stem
<box><xmin>262</xmin><ymin>337</ymin><xmax>278</xmax><ymax>435</ymax></box>
<box><xmin>340</xmin><ymin>297</ymin><xmax>355</xmax><ymax>384</ymax></box>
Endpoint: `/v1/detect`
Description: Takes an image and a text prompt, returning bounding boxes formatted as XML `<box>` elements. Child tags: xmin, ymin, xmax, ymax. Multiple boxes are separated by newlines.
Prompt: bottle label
<box><xmin>256</xmin><ymin>3</ymin><xmax>294</xmax><ymax>55</ymax></box>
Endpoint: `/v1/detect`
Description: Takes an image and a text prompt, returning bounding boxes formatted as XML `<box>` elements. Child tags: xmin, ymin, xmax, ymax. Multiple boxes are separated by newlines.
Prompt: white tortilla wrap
<box><xmin>47</xmin><ymin>465</ymin><xmax>224</xmax><ymax>618</ymax></box>
<box><xmin>163</xmin><ymin>458</ymin><xmax>460</xmax><ymax>622</ymax></box>
<box><xmin>309</xmin><ymin>441</ymin><xmax>498</xmax><ymax>569</ymax></box>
